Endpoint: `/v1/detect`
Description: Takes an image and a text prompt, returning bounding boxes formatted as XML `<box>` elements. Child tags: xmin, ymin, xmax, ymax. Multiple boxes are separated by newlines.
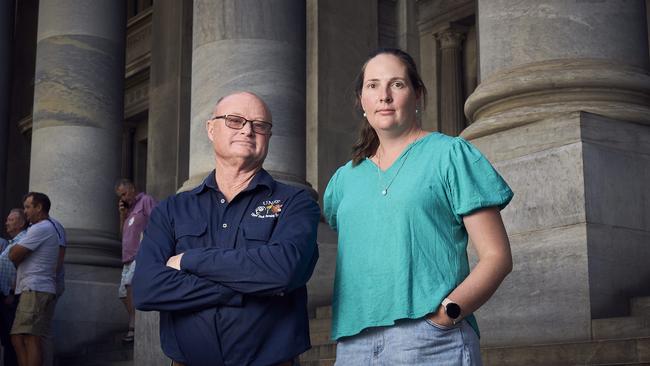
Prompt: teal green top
<box><xmin>323</xmin><ymin>133</ymin><xmax>513</xmax><ymax>340</ymax></box>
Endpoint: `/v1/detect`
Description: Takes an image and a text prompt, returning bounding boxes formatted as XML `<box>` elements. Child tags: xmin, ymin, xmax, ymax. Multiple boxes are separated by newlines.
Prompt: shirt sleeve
<box><xmin>132</xmin><ymin>199</ymin><xmax>243</xmax><ymax>312</ymax></box>
<box><xmin>180</xmin><ymin>189</ymin><xmax>320</xmax><ymax>296</ymax></box>
<box><xmin>17</xmin><ymin>223</ymin><xmax>55</xmax><ymax>251</ymax></box>
<box><xmin>445</xmin><ymin>137</ymin><xmax>514</xmax><ymax>220</ymax></box>
<box><xmin>143</xmin><ymin>195</ymin><xmax>157</xmax><ymax>217</ymax></box>
<box><xmin>323</xmin><ymin>166</ymin><xmax>344</xmax><ymax>231</ymax></box>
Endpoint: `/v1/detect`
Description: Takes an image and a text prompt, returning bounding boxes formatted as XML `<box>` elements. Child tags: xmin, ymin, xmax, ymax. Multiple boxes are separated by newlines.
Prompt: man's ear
<box><xmin>206</xmin><ymin>120</ymin><xmax>214</xmax><ymax>142</ymax></box>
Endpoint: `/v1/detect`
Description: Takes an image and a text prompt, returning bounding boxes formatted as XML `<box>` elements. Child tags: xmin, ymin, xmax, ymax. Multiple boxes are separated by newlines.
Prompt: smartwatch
<box><xmin>442</xmin><ymin>297</ymin><xmax>462</xmax><ymax>323</ymax></box>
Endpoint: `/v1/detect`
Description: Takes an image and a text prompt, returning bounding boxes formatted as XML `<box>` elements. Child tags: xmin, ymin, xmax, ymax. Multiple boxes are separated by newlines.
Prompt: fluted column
<box><xmin>29</xmin><ymin>0</ymin><xmax>125</xmax><ymax>266</ymax></box>
<box><xmin>182</xmin><ymin>0</ymin><xmax>306</xmax><ymax>191</ymax></box>
<box><xmin>435</xmin><ymin>26</ymin><xmax>466</xmax><ymax>136</ymax></box>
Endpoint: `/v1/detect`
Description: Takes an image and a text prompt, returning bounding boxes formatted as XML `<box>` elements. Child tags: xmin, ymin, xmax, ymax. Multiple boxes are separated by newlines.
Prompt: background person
<box><xmin>0</xmin><ymin>209</ymin><xmax>29</xmax><ymax>366</ymax></box>
<box><xmin>114</xmin><ymin>178</ymin><xmax>156</xmax><ymax>342</ymax></box>
<box><xmin>8</xmin><ymin>193</ymin><xmax>59</xmax><ymax>366</ymax></box>
<box><xmin>324</xmin><ymin>48</ymin><xmax>514</xmax><ymax>365</ymax></box>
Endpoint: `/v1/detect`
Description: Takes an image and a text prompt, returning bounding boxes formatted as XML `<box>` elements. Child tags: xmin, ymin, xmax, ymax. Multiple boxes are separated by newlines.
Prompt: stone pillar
<box><xmin>181</xmin><ymin>0</ymin><xmax>307</xmax><ymax>191</ymax></box>
<box><xmin>396</xmin><ymin>0</ymin><xmax>419</xmax><ymax>58</ymax></box>
<box><xmin>29</xmin><ymin>0</ymin><xmax>128</xmax><ymax>358</ymax></box>
<box><xmin>463</xmin><ymin>0</ymin><xmax>650</xmax><ymax>346</ymax></box>
<box><xmin>0</xmin><ymin>1</ymin><xmax>12</xmax><ymax>217</ymax></box>
<box><xmin>146</xmin><ymin>0</ymin><xmax>192</xmax><ymax>199</ymax></box>
<box><xmin>435</xmin><ymin>25</ymin><xmax>466</xmax><ymax>136</ymax></box>
<box><xmin>30</xmin><ymin>0</ymin><xmax>125</xmax><ymax>265</ymax></box>
<box><xmin>136</xmin><ymin>2</ymin><xmax>194</xmax><ymax>365</ymax></box>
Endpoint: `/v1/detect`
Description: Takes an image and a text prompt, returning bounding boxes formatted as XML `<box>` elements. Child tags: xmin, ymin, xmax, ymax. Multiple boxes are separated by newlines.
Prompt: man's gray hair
<box><xmin>9</xmin><ymin>208</ymin><xmax>28</xmax><ymax>230</ymax></box>
<box><xmin>114</xmin><ymin>178</ymin><xmax>136</xmax><ymax>191</ymax></box>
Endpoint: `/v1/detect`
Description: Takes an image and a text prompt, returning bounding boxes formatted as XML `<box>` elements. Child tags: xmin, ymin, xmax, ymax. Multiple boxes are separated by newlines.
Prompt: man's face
<box><xmin>23</xmin><ymin>196</ymin><xmax>41</xmax><ymax>224</ymax></box>
<box><xmin>116</xmin><ymin>184</ymin><xmax>137</xmax><ymax>207</ymax></box>
<box><xmin>206</xmin><ymin>92</ymin><xmax>272</xmax><ymax>167</ymax></box>
<box><xmin>5</xmin><ymin>212</ymin><xmax>25</xmax><ymax>238</ymax></box>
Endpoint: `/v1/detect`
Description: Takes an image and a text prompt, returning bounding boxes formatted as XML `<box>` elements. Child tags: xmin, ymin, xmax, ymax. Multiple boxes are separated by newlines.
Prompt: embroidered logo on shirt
<box><xmin>251</xmin><ymin>199</ymin><xmax>283</xmax><ymax>218</ymax></box>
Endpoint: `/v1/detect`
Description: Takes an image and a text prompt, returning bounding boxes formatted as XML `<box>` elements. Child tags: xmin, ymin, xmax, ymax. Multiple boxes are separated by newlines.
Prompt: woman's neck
<box><xmin>373</xmin><ymin>126</ymin><xmax>423</xmax><ymax>170</ymax></box>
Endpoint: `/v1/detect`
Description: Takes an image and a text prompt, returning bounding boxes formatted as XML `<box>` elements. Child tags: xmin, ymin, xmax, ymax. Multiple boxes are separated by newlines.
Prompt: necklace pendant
<box><xmin>381</xmin><ymin>189</ymin><xmax>387</xmax><ymax>196</ymax></box>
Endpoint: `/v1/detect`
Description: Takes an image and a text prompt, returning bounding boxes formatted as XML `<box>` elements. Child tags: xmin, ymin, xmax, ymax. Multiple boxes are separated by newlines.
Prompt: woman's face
<box><xmin>360</xmin><ymin>53</ymin><xmax>419</xmax><ymax>135</ymax></box>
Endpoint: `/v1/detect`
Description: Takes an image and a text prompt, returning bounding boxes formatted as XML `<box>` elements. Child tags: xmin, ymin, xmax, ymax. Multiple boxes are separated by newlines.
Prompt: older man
<box><xmin>114</xmin><ymin>178</ymin><xmax>156</xmax><ymax>342</ymax></box>
<box><xmin>9</xmin><ymin>193</ymin><xmax>59</xmax><ymax>366</ymax></box>
<box><xmin>133</xmin><ymin>92</ymin><xmax>320</xmax><ymax>366</ymax></box>
<box><xmin>0</xmin><ymin>209</ymin><xmax>29</xmax><ymax>366</ymax></box>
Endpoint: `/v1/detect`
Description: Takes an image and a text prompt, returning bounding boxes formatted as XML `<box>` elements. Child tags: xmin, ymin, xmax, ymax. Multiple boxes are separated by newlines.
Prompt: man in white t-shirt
<box><xmin>8</xmin><ymin>193</ymin><xmax>59</xmax><ymax>366</ymax></box>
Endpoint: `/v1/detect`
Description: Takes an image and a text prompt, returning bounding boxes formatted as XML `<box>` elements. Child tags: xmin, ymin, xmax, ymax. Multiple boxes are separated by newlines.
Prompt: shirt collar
<box><xmin>191</xmin><ymin>169</ymin><xmax>275</xmax><ymax>196</ymax></box>
<box><xmin>9</xmin><ymin>230</ymin><xmax>27</xmax><ymax>244</ymax></box>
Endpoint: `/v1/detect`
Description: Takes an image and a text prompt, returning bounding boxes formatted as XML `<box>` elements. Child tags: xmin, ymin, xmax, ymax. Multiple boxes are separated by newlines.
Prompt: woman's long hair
<box><xmin>350</xmin><ymin>48</ymin><xmax>428</xmax><ymax>166</ymax></box>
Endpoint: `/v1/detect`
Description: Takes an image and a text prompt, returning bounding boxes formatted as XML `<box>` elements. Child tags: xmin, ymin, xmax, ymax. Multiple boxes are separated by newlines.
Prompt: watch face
<box><xmin>446</xmin><ymin>302</ymin><xmax>461</xmax><ymax>319</ymax></box>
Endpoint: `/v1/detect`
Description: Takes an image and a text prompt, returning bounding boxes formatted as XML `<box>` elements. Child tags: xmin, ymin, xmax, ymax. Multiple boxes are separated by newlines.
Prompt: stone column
<box><xmin>29</xmin><ymin>0</ymin><xmax>128</xmax><ymax>358</ymax></box>
<box><xmin>30</xmin><ymin>0</ymin><xmax>125</xmax><ymax>265</ymax></box>
<box><xmin>181</xmin><ymin>0</ymin><xmax>307</xmax><ymax>190</ymax></box>
<box><xmin>436</xmin><ymin>25</ymin><xmax>466</xmax><ymax>136</ymax></box>
<box><xmin>463</xmin><ymin>0</ymin><xmax>650</xmax><ymax>346</ymax></box>
<box><xmin>396</xmin><ymin>0</ymin><xmax>419</xmax><ymax>58</ymax></box>
<box><xmin>136</xmin><ymin>2</ymin><xmax>194</xmax><ymax>365</ymax></box>
<box><xmin>0</xmin><ymin>1</ymin><xmax>12</xmax><ymax>217</ymax></box>
<box><xmin>146</xmin><ymin>0</ymin><xmax>192</xmax><ymax>199</ymax></box>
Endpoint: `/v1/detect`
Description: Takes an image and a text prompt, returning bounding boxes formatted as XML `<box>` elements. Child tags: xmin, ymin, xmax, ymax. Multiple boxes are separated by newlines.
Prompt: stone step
<box><xmin>310</xmin><ymin>317</ymin><xmax>332</xmax><ymax>333</ymax></box>
<box><xmin>482</xmin><ymin>336</ymin><xmax>650</xmax><ymax>366</ymax></box>
<box><xmin>590</xmin><ymin>363</ymin><xmax>650</xmax><ymax>366</ymax></box>
<box><xmin>592</xmin><ymin>316</ymin><xmax>650</xmax><ymax>339</ymax></box>
<box><xmin>55</xmin><ymin>330</ymin><xmax>134</xmax><ymax>366</ymax></box>
<box><xmin>632</xmin><ymin>297</ymin><xmax>650</xmax><ymax>317</ymax></box>
<box><xmin>300</xmin><ymin>359</ymin><xmax>335</xmax><ymax>366</ymax></box>
<box><xmin>315</xmin><ymin>305</ymin><xmax>332</xmax><ymax>319</ymax></box>
<box><xmin>311</xmin><ymin>330</ymin><xmax>333</xmax><ymax>346</ymax></box>
<box><xmin>300</xmin><ymin>343</ymin><xmax>337</xmax><ymax>362</ymax></box>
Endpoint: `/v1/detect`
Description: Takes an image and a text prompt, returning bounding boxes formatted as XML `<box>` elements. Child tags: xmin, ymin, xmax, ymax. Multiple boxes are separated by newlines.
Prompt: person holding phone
<box><xmin>114</xmin><ymin>179</ymin><xmax>156</xmax><ymax>342</ymax></box>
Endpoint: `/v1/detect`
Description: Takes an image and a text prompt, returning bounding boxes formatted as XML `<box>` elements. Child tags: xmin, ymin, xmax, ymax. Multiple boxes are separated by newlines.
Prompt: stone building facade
<box><xmin>1</xmin><ymin>0</ymin><xmax>649</xmax><ymax>364</ymax></box>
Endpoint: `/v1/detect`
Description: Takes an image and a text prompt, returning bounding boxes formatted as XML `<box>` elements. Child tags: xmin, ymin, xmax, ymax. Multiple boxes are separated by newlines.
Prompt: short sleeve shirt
<box><xmin>15</xmin><ymin>220</ymin><xmax>60</xmax><ymax>295</ymax></box>
<box><xmin>323</xmin><ymin>133</ymin><xmax>513</xmax><ymax>340</ymax></box>
<box><xmin>122</xmin><ymin>193</ymin><xmax>157</xmax><ymax>263</ymax></box>
<box><xmin>0</xmin><ymin>230</ymin><xmax>27</xmax><ymax>296</ymax></box>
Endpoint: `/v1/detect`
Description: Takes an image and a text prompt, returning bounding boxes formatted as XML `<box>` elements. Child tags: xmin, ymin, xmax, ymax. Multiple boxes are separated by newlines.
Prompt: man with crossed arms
<box><xmin>134</xmin><ymin>92</ymin><xmax>320</xmax><ymax>366</ymax></box>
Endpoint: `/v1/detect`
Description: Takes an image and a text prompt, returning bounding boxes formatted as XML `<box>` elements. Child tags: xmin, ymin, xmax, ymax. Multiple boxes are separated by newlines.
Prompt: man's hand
<box><xmin>166</xmin><ymin>253</ymin><xmax>184</xmax><ymax>270</ymax></box>
<box><xmin>118</xmin><ymin>200</ymin><xmax>129</xmax><ymax>217</ymax></box>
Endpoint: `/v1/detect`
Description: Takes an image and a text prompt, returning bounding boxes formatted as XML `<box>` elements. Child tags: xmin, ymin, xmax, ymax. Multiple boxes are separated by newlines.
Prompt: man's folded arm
<box><xmin>180</xmin><ymin>189</ymin><xmax>320</xmax><ymax>296</ymax></box>
<box><xmin>132</xmin><ymin>200</ymin><xmax>243</xmax><ymax>312</ymax></box>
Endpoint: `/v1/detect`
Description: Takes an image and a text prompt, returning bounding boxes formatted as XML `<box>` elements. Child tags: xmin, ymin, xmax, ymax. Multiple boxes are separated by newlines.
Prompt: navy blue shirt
<box><xmin>133</xmin><ymin>170</ymin><xmax>320</xmax><ymax>366</ymax></box>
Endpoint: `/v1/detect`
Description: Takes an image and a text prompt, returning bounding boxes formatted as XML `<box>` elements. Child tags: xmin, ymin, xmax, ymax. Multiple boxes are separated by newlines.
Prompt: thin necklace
<box><xmin>375</xmin><ymin>130</ymin><xmax>423</xmax><ymax>196</ymax></box>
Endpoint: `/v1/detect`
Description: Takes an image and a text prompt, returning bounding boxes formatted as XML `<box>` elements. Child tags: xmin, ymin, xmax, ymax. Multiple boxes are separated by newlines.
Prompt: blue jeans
<box><xmin>334</xmin><ymin>318</ymin><xmax>482</xmax><ymax>366</ymax></box>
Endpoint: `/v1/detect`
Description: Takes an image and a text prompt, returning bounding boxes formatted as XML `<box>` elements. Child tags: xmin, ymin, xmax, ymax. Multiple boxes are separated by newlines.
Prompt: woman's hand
<box><xmin>427</xmin><ymin>304</ymin><xmax>455</xmax><ymax>328</ymax></box>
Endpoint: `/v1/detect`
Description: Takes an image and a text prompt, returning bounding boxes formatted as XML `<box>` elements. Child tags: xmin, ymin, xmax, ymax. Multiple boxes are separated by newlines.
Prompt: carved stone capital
<box><xmin>435</xmin><ymin>26</ymin><xmax>467</xmax><ymax>50</ymax></box>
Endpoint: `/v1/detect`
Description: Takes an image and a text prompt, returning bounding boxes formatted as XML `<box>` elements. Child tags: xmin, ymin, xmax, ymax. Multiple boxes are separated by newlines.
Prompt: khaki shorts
<box><xmin>11</xmin><ymin>290</ymin><xmax>57</xmax><ymax>337</ymax></box>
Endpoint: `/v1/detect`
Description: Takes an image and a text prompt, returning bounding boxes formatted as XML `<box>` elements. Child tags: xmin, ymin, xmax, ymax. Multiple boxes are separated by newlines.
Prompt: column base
<box><xmin>463</xmin><ymin>59</ymin><xmax>650</xmax><ymax>140</ymax></box>
<box><xmin>65</xmin><ymin>228</ymin><xmax>122</xmax><ymax>267</ymax></box>
<box><xmin>468</xmin><ymin>111</ymin><xmax>650</xmax><ymax>346</ymax></box>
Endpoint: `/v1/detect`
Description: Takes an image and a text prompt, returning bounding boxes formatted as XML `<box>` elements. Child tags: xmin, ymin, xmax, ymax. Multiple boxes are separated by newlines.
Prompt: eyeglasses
<box><xmin>210</xmin><ymin>114</ymin><xmax>272</xmax><ymax>135</ymax></box>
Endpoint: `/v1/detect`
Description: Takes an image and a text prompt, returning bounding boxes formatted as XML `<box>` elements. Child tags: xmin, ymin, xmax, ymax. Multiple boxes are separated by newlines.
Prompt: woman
<box><xmin>323</xmin><ymin>48</ymin><xmax>514</xmax><ymax>365</ymax></box>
